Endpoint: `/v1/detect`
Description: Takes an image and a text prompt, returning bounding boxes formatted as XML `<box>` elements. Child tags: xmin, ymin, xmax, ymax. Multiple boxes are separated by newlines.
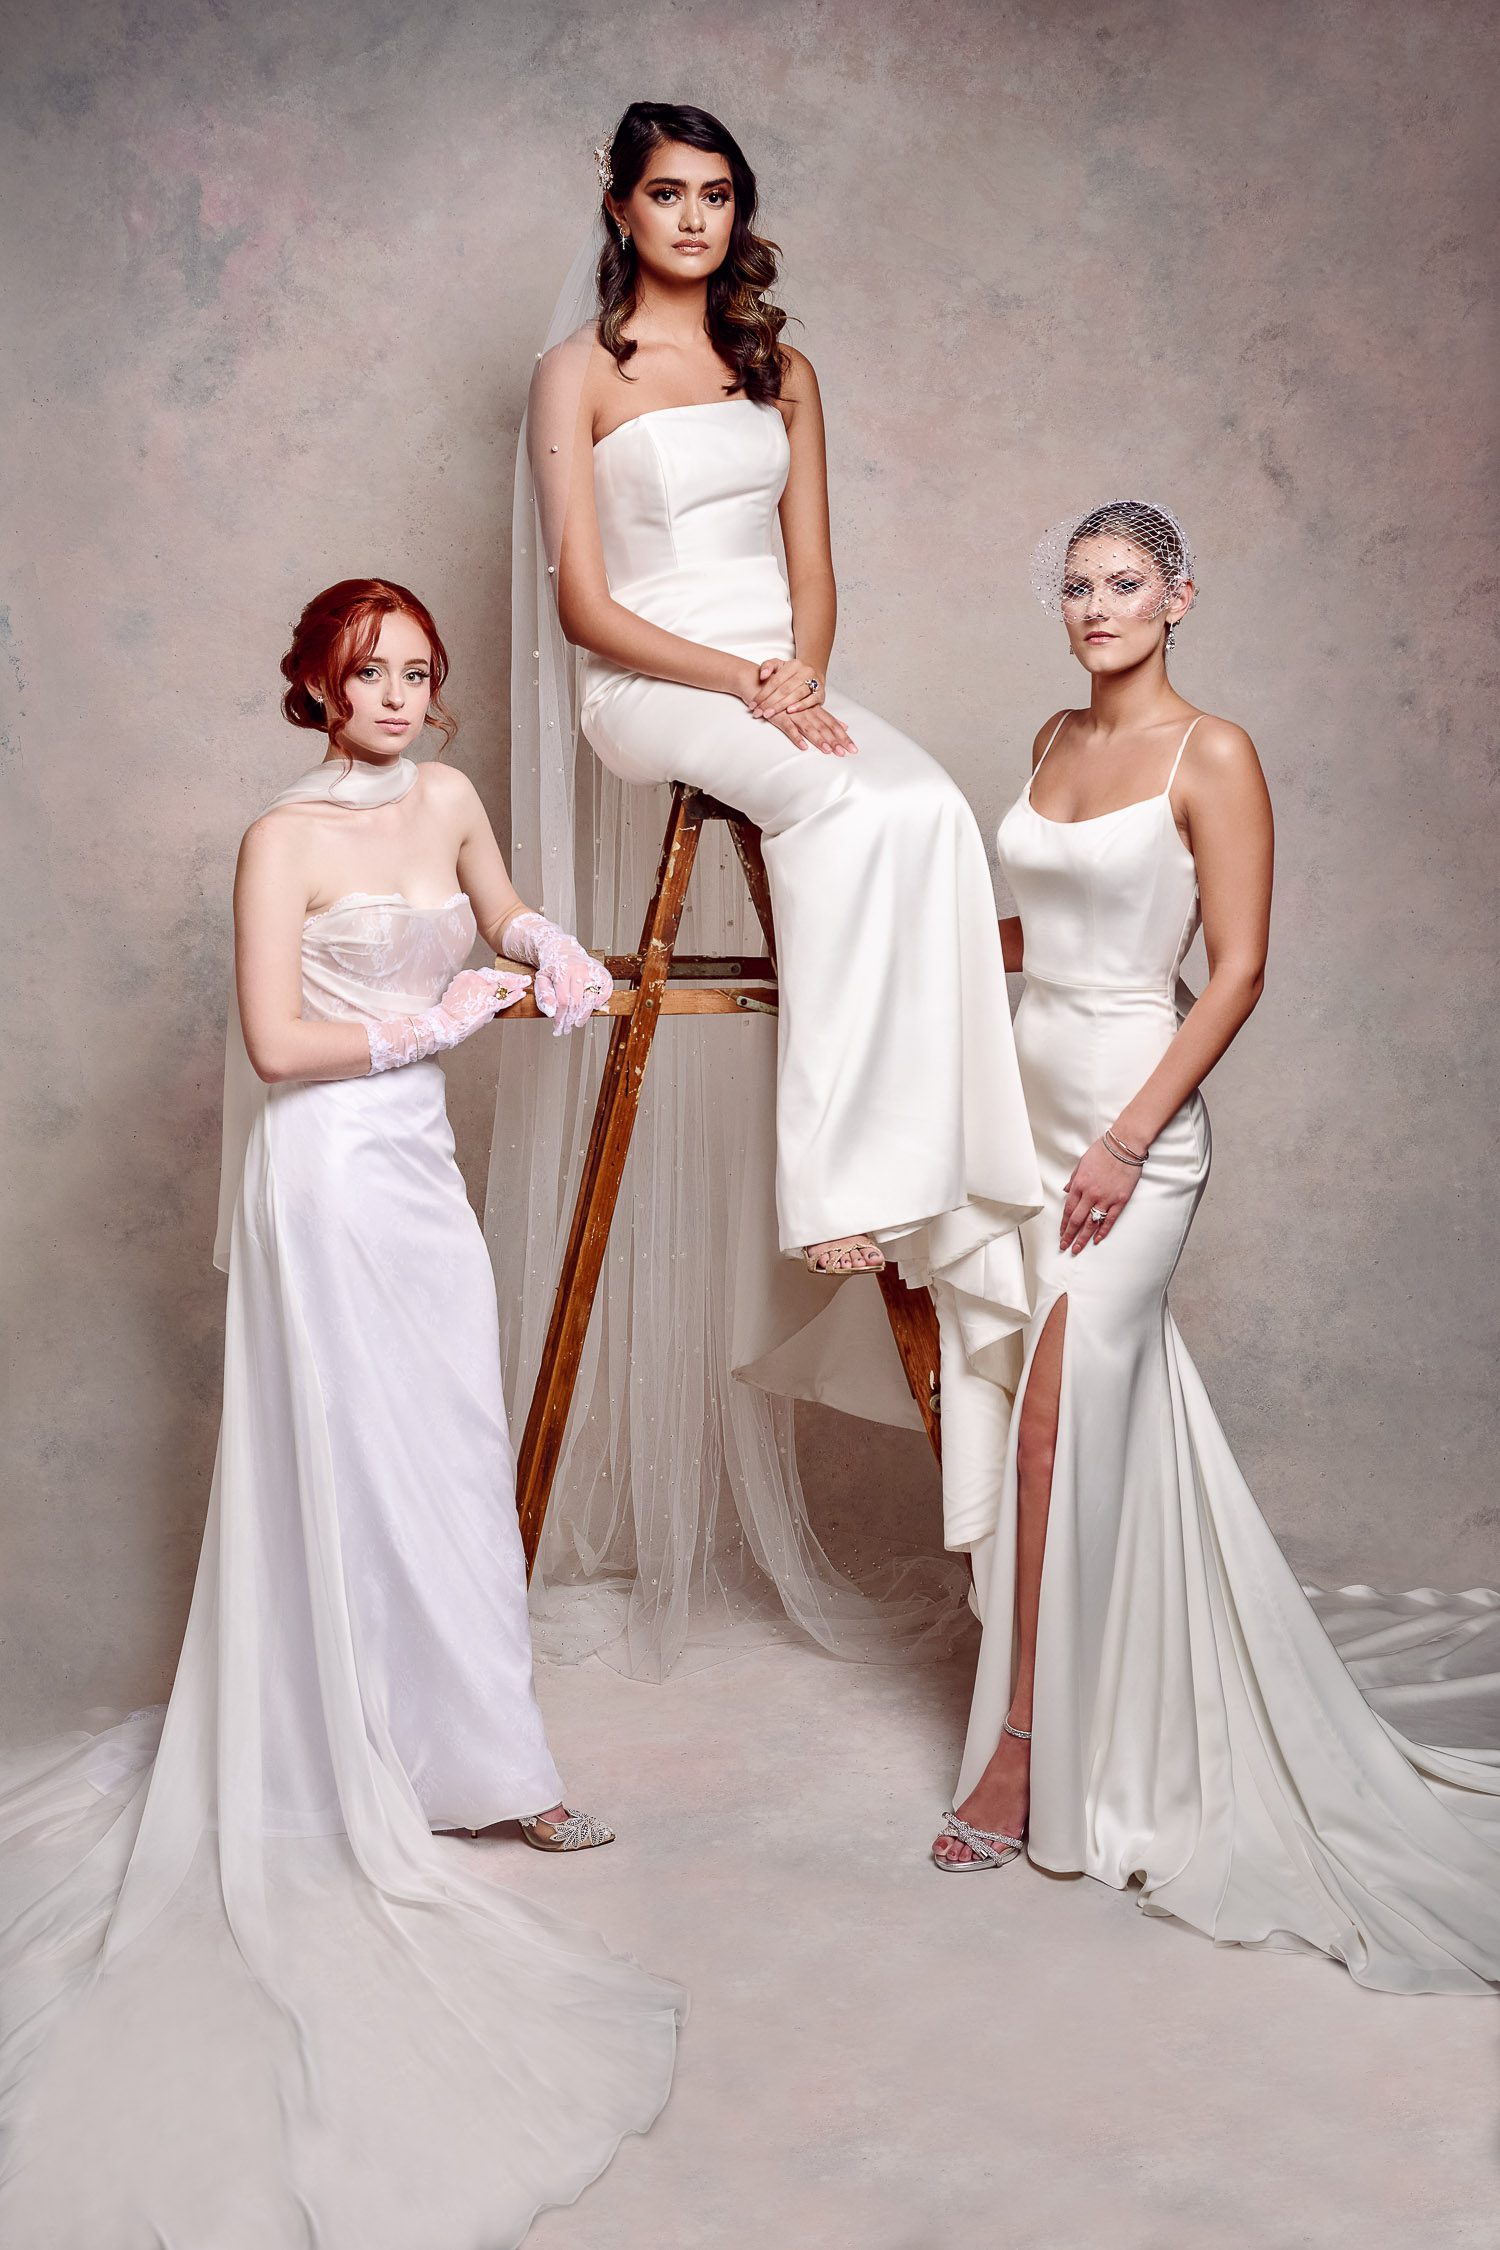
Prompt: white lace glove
<box><xmin>501</xmin><ymin>911</ymin><xmax>612</xmax><ymax>1036</ymax></box>
<box><xmin>365</xmin><ymin>967</ymin><xmax>529</xmax><ymax>1075</ymax></box>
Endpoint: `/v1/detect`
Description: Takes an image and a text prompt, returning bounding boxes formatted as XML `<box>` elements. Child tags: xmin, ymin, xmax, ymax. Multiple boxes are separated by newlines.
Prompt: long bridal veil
<box><xmin>486</xmin><ymin>225</ymin><xmax>969</xmax><ymax>1678</ymax></box>
<box><xmin>0</xmin><ymin>755</ymin><xmax>681</xmax><ymax>2247</ymax></box>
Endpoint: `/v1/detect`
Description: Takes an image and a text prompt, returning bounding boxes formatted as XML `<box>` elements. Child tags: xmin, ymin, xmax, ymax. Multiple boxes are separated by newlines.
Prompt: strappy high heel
<box><xmin>932</xmin><ymin>1719</ymin><xmax>1030</xmax><ymax>1872</ymax></box>
<box><xmin>932</xmin><ymin>1811</ymin><xmax>1024</xmax><ymax>1871</ymax></box>
<box><xmin>518</xmin><ymin>1807</ymin><xmax>616</xmax><ymax>1853</ymax></box>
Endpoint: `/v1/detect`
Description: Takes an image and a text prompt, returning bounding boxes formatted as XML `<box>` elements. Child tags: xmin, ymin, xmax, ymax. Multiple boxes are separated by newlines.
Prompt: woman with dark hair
<box><xmin>561</xmin><ymin>102</ymin><xmax>1036</xmax><ymax>1279</ymax></box>
<box><xmin>501</xmin><ymin>103</ymin><xmax>1040</xmax><ymax>1660</ymax></box>
<box><xmin>932</xmin><ymin>504</ymin><xmax>1500</xmax><ymax>1998</ymax></box>
<box><xmin>0</xmin><ymin>581</ymin><xmax>681</xmax><ymax>2247</ymax></box>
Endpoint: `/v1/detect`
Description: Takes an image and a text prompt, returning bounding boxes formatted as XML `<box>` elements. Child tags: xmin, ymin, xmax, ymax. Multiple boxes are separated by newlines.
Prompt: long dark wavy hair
<box><xmin>597</xmin><ymin>101</ymin><xmax>788</xmax><ymax>403</ymax></box>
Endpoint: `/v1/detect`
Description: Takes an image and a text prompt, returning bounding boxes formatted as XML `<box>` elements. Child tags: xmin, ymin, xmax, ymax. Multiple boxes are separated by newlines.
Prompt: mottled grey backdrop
<box><xmin>3</xmin><ymin>0</ymin><xmax>1495</xmax><ymax>1732</ymax></box>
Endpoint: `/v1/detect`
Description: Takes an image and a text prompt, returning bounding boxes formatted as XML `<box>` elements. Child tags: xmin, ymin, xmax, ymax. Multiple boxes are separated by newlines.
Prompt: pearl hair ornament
<box><xmin>595</xmin><ymin>138</ymin><xmax>630</xmax><ymax>243</ymax></box>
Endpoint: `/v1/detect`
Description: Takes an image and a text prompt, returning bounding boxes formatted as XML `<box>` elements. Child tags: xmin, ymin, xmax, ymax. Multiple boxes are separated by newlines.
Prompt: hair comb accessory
<box><xmin>594</xmin><ymin>141</ymin><xmax>613</xmax><ymax>193</ymax></box>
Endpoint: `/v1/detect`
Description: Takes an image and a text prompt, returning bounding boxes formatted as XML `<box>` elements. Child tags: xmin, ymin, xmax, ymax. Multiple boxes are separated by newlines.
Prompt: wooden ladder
<box><xmin>498</xmin><ymin>782</ymin><xmax>943</xmax><ymax>1572</ymax></box>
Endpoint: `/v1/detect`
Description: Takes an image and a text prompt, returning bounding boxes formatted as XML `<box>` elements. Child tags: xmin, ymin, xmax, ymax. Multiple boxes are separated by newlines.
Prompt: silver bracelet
<box><xmin>1103</xmin><ymin>1126</ymin><xmax>1147</xmax><ymax>1168</ymax></box>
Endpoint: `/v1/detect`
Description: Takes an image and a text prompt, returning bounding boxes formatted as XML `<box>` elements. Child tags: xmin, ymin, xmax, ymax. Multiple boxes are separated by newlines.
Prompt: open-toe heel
<box><xmin>932</xmin><ymin>1718</ymin><xmax>1031</xmax><ymax>1871</ymax></box>
<box><xmin>801</xmin><ymin>1236</ymin><xmax>887</xmax><ymax>1276</ymax></box>
<box><xmin>518</xmin><ymin>1808</ymin><xmax>616</xmax><ymax>1853</ymax></box>
<box><xmin>931</xmin><ymin>1812</ymin><xmax>1024</xmax><ymax>1872</ymax></box>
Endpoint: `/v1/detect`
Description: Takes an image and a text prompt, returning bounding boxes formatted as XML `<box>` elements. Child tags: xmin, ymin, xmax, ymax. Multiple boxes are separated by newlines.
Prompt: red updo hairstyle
<box><xmin>280</xmin><ymin>578</ymin><xmax>458</xmax><ymax>752</ymax></box>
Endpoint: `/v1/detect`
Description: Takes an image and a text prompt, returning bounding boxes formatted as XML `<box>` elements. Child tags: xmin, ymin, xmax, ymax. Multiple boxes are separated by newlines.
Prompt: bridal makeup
<box><xmin>1059</xmin><ymin>534</ymin><xmax>1185</xmax><ymax>674</ymax></box>
<box><xmin>330</xmin><ymin>612</ymin><xmax>435</xmax><ymax>762</ymax></box>
<box><xmin>613</xmin><ymin>142</ymin><xmax>735</xmax><ymax>283</ymax></box>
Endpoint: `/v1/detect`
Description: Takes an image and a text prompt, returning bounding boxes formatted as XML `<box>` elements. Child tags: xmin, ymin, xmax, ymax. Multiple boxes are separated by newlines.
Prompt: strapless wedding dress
<box><xmin>580</xmin><ymin>398</ymin><xmax>1042</xmax><ymax>1550</ymax></box>
<box><xmin>956</xmin><ymin>717</ymin><xmax>1500</xmax><ymax>1993</ymax></box>
<box><xmin>0</xmin><ymin>869</ymin><xmax>680</xmax><ymax>2243</ymax></box>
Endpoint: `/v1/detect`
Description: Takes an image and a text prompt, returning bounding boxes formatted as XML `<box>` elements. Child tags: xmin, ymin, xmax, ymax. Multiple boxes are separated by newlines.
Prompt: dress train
<box><xmin>957</xmin><ymin>719</ymin><xmax>1500</xmax><ymax>1994</ymax></box>
<box><xmin>0</xmin><ymin>767</ymin><xmax>681</xmax><ymax>2245</ymax></box>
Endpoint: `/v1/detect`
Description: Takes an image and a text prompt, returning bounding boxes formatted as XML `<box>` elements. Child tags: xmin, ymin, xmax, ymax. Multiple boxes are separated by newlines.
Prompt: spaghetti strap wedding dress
<box><xmin>956</xmin><ymin>716</ymin><xmax>1500</xmax><ymax>1994</ymax></box>
<box><xmin>0</xmin><ymin>756</ymin><xmax>680</xmax><ymax>2246</ymax></box>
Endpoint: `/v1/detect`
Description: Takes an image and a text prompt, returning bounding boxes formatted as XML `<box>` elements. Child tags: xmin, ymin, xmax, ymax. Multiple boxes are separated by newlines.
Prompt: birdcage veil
<box><xmin>1031</xmin><ymin>499</ymin><xmax>1196</xmax><ymax>649</ymax></box>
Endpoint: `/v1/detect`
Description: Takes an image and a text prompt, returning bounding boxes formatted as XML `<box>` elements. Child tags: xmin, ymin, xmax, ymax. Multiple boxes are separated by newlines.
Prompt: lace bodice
<box><xmin>300</xmin><ymin>893</ymin><xmax>478</xmax><ymax>1022</ymax></box>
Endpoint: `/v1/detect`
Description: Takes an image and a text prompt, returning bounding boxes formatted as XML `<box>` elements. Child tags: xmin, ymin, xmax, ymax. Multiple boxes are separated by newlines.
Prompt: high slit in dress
<box><xmin>957</xmin><ymin>714</ymin><xmax>1500</xmax><ymax>1995</ymax></box>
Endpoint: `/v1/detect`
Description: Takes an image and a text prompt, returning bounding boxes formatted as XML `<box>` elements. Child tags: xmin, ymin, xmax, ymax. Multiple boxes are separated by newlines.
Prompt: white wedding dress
<box><xmin>957</xmin><ymin>716</ymin><xmax>1500</xmax><ymax>1994</ymax></box>
<box><xmin>0</xmin><ymin>766</ymin><xmax>681</xmax><ymax>2245</ymax></box>
<box><xmin>578</xmin><ymin>398</ymin><xmax>1042</xmax><ymax>1549</ymax></box>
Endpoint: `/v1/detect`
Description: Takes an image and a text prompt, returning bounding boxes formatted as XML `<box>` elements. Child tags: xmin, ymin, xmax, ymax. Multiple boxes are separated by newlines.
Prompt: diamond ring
<box><xmin>1089</xmin><ymin>1205</ymin><xmax>1107</xmax><ymax>1224</ymax></box>
<box><xmin>805</xmin><ymin>676</ymin><xmax>819</xmax><ymax>694</ymax></box>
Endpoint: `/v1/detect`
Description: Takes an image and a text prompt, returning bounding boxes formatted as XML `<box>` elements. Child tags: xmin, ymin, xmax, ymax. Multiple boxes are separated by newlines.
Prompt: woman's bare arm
<box><xmin>1112</xmin><ymin>719</ymin><xmax>1273</xmax><ymax>1150</ymax></box>
<box><xmin>442</xmin><ymin>767</ymin><xmax>549</xmax><ymax>959</ymax></box>
<box><xmin>542</xmin><ymin>345</ymin><xmax>759</xmax><ymax>701</ymax></box>
<box><xmin>234</xmin><ymin>819</ymin><xmax>375</xmax><ymax>1084</ymax></box>
<box><xmin>773</xmin><ymin>349</ymin><xmax>836</xmax><ymax>685</ymax></box>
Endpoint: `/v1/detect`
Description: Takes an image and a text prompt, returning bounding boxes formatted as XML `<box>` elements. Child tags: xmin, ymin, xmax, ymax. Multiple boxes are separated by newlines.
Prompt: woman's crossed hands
<box><xmin>744</xmin><ymin>657</ymin><xmax>857</xmax><ymax>757</ymax></box>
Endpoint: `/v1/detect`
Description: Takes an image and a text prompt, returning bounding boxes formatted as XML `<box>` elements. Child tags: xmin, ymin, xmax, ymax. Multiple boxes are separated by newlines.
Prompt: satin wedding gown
<box><xmin>956</xmin><ymin>716</ymin><xmax>1500</xmax><ymax>1994</ymax></box>
<box><xmin>0</xmin><ymin>761</ymin><xmax>681</xmax><ymax>2246</ymax></box>
<box><xmin>579</xmin><ymin>397</ymin><xmax>1042</xmax><ymax>1552</ymax></box>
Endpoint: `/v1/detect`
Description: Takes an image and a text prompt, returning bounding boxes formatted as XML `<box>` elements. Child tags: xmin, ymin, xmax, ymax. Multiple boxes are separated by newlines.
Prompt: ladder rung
<box><xmin>601</xmin><ymin>953</ymin><xmax>776</xmax><ymax>982</ymax></box>
<box><xmin>493</xmin><ymin>974</ymin><xmax>778</xmax><ymax>1021</ymax></box>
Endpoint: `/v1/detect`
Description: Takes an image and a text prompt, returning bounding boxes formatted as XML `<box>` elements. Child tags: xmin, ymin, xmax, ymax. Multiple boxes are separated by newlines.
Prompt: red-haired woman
<box><xmin>0</xmin><ymin>581</ymin><xmax>681</xmax><ymax>2248</ymax></box>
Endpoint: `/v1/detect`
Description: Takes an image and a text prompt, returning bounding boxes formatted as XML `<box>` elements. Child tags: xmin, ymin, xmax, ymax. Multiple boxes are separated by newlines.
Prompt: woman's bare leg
<box><xmin>933</xmin><ymin>1296</ymin><xmax>1068</xmax><ymax>1863</ymax></box>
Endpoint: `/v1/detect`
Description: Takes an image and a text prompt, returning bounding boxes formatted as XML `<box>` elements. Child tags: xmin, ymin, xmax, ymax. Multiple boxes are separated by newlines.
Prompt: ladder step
<box><xmin>509</xmin><ymin>778</ymin><xmax>939</xmax><ymax>1574</ymax></box>
<box><xmin>494</xmin><ymin>983</ymin><xmax>777</xmax><ymax>1020</ymax></box>
<box><xmin>600</xmin><ymin>952</ymin><xmax>776</xmax><ymax>982</ymax></box>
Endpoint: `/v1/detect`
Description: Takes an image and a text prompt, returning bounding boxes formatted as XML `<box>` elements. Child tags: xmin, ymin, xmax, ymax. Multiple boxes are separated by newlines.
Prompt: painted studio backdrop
<box><xmin>2</xmin><ymin>0</ymin><xmax>1495</xmax><ymax>1734</ymax></box>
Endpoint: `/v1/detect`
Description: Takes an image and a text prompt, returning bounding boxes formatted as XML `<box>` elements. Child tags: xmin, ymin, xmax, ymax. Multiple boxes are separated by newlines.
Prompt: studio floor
<box><xmin>459</xmin><ymin>1638</ymin><xmax>1498</xmax><ymax>2250</ymax></box>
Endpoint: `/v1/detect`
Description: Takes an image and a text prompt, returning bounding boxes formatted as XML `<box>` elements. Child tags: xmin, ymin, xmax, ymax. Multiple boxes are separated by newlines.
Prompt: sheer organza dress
<box><xmin>956</xmin><ymin>716</ymin><xmax>1500</xmax><ymax>1994</ymax></box>
<box><xmin>0</xmin><ymin>755</ymin><xmax>681</xmax><ymax>2247</ymax></box>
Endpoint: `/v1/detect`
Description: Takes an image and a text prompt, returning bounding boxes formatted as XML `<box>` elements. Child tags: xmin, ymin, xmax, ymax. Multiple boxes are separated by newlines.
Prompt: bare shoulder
<box><xmin>238</xmin><ymin>801</ymin><xmax>317</xmax><ymax>872</ymax></box>
<box><xmin>538</xmin><ymin>321</ymin><xmax>606</xmax><ymax>376</ymax></box>
<box><xmin>415</xmin><ymin>756</ymin><xmax>486</xmax><ymax>839</ymax></box>
<box><xmin>1031</xmin><ymin>708</ymin><xmax>1078</xmax><ymax>765</ymax></box>
<box><xmin>234</xmin><ymin>803</ymin><xmax>322</xmax><ymax>918</ymax></box>
<box><xmin>1181</xmin><ymin>712</ymin><xmax>1265</xmax><ymax>789</ymax></box>
<box><xmin>534</xmin><ymin>325</ymin><xmax>610</xmax><ymax>437</ymax></box>
<box><xmin>416</xmin><ymin>757</ymin><xmax>479</xmax><ymax>808</ymax></box>
<box><xmin>779</xmin><ymin>345</ymin><xmax>821</xmax><ymax>417</ymax></box>
<box><xmin>579</xmin><ymin>332</ymin><xmax>621</xmax><ymax>401</ymax></box>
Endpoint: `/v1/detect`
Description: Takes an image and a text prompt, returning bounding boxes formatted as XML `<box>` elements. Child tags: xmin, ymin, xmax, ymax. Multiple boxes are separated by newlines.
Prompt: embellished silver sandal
<box><xmin>932</xmin><ymin>1811</ymin><xmax>1024</xmax><ymax>1871</ymax></box>
<box><xmin>518</xmin><ymin>1807</ymin><xmax>616</xmax><ymax>1853</ymax></box>
<box><xmin>932</xmin><ymin>1718</ymin><xmax>1030</xmax><ymax>1872</ymax></box>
